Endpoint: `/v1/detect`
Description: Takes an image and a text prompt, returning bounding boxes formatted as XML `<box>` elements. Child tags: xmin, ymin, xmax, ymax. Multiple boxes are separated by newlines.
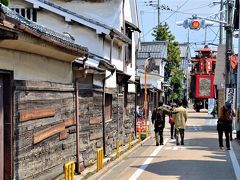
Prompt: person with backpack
<box><xmin>173</xmin><ymin>100</ymin><xmax>188</xmax><ymax>145</ymax></box>
<box><xmin>217</xmin><ymin>101</ymin><xmax>235</xmax><ymax>150</ymax></box>
<box><xmin>152</xmin><ymin>101</ymin><xmax>171</xmax><ymax>146</ymax></box>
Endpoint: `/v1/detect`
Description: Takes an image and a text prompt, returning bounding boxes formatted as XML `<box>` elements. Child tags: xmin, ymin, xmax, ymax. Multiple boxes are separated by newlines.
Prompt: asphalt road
<box><xmin>97</xmin><ymin>112</ymin><xmax>240</xmax><ymax>180</ymax></box>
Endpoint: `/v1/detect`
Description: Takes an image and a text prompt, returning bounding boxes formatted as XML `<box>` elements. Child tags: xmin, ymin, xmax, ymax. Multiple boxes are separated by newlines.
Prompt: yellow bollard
<box><xmin>146</xmin><ymin>125</ymin><xmax>149</xmax><ymax>137</ymax></box>
<box><xmin>128</xmin><ymin>134</ymin><xmax>132</xmax><ymax>150</ymax></box>
<box><xmin>97</xmin><ymin>148</ymin><xmax>104</xmax><ymax>171</ymax></box>
<box><xmin>138</xmin><ymin>131</ymin><xmax>141</xmax><ymax>143</ymax></box>
<box><xmin>64</xmin><ymin>161</ymin><xmax>75</xmax><ymax>180</ymax></box>
<box><xmin>116</xmin><ymin>140</ymin><xmax>120</xmax><ymax>158</ymax></box>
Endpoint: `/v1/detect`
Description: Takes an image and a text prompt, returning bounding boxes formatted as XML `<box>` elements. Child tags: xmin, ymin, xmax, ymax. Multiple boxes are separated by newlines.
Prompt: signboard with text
<box><xmin>225</xmin><ymin>88</ymin><xmax>236</xmax><ymax>110</ymax></box>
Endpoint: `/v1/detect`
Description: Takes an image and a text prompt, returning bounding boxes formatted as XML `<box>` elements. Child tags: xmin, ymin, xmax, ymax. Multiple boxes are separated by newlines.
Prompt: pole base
<box><xmin>237</xmin><ymin>131</ymin><xmax>240</xmax><ymax>139</ymax></box>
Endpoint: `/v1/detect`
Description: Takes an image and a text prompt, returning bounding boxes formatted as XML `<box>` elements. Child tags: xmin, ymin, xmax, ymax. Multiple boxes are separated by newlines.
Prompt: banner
<box><xmin>225</xmin><ymin>88</ymin><xmax>236</xmax><ymax>131</ymax></box>
<box><xmin>225</xmin><ymin>88</ymin><xmax>236</xmax><ymax>110</ymax></box>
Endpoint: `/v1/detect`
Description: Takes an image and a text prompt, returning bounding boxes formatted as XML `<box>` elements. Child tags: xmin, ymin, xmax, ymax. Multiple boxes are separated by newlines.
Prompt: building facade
<box><xmin>8</xmin><ymin>0</ymin><xmax>140</xmax><ymax>178</ymax></box>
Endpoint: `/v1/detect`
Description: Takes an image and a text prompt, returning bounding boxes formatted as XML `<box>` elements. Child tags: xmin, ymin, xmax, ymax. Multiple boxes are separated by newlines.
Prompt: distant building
<box><xmin>136</xmin><ymin>41</ymin><xmax>167</xmax><ymax>111</ymax></box>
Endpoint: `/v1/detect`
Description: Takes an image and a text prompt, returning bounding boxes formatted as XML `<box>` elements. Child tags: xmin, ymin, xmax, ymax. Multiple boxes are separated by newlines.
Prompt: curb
<box><xmin>75</xmin><ymin>136</ymin><xmax>152</xmax><ymax>180</ymax></box>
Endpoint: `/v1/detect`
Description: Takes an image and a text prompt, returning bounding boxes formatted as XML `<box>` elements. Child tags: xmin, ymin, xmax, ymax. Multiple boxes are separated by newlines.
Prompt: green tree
<box><xmin>152</xmin><ymin>23</ymin><xmax>183</xmax><ymax>101</ymax></box>
<box><xmin>0</xmin><ymin>0</ymin><xmax>9</xmax><ymax>6</ymax></box>
<box><xmin>169</xmin><ymin>67</ymin><xmax>184</xmax><ymax>101</ymax></box>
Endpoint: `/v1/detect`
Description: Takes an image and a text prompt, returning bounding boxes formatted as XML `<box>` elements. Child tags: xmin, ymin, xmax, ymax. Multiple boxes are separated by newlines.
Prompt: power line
<box><xmin>161</xmin><ymin>0</ymin><xmax>190</xmax><ymax>23</ymax></box>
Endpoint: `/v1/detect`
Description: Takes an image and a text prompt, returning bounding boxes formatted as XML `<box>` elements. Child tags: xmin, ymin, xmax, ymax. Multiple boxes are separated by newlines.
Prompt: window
<box><xmin>105</xmin><ymin>94</ymin><xmax>112</xmax><ymax>120</ymax></box>
<box><xmin>12</xmin><ymin>8</ymin><xmax>37</xmax><ymax>22</ymax></box>
<box><xmin>125</xmin><ymin>25</ymin><xmax>132</xmax><ymax>66</ymax></box>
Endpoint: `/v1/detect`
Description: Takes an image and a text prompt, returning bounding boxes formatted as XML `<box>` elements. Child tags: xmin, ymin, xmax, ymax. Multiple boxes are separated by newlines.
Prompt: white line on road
<box><xmin>128</xmin><ymin>139</ymin><xmax>168</xmax><ymax>180</ymax></box>
<box><xmin>173</xmin><ymin>147</ymin><xmax>178</xmax><ymax>150</ymax></box>
<box><xmin>229</xmin><ymin>142</ymin><xmax>240</xmax><ymax>180</ymax></box>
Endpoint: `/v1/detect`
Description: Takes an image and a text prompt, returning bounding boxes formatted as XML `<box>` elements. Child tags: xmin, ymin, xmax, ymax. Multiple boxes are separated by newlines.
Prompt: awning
<box><xmin>116</xmin><ymin>69</ymin><xmax>131</xmax><ymax>84</ymax></box>
<box><xmin>98</xmin><ymin>60</ymin><xmax>115</xmax><ymax>73</ymax></box>
<box><xmin>73</xmin><ymin>55</ymin><xmax>115</xmax><ymax>74</ymax></box>
<box><xmin>125</xmin><ymin>20</ymin><xmax>141</xmax><ymax>33</ymax></box>
<box><xmin>72</xmin><ymin>58</ymin><xmax>104</xmax><ymax>74</ymax></box>
<box><xmin>128</xmin><ymin>79</ymin><xmax>138</xmax><ymax>84</ymax></box>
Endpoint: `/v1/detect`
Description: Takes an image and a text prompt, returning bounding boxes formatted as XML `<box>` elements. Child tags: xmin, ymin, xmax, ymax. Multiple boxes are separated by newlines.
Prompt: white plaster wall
<box><xmin>105</xmin><ymin>70</ymin><xmax>117</xmax><ymax>88</ymax></box>
<box><xmin>125</xmin><ymin>0</ymin><xmax>140</xmax><ymax>93</ymax></box>
<box><xmin>0</xmin><ymin>48</ymin><xmax>72</xmax><ymax>83</ymax></box>
<box><xmin>37</xmin><ymin>11</ymin><xmax>106</xmax><ymax>57</ymax></box>
<box><xmin>50</xmin><ymin>0</ymin><xmax>123</xmax><ymax>31</ymax></box>
<box><xmin>10</xmin><ymin>0</ymin><xmax>32</xmax><ymax>8</ymax></box>
<box><xmin>128</xmin><ymin>33</ymin><xmax>136</xmax><ymax>93</ymax></box>
<box><xmin>124</xmin><ymin>0</ymin><xmax>132</xmax><ymax>22</ymax></box>
<box><xmin>9</xmin><ymin>2</ymin><xmax>122</xmax><ymax>63</ymax></box>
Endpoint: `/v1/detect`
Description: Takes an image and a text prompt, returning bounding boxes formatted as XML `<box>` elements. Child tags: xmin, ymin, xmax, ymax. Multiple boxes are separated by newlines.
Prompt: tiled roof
<box><xmin>0</xmin><ymin>4</ymin><xmax>88</xmax><ymax>54</ymax></box>
<box><xmin>137</xmin><ymin>41</ymin><xmax>167</xmax><ymax>59</ymax></box>
<box><xmin>24</xmin><ymin>0</ymin><xmax>131</xmax><ymax>44</ymax></box>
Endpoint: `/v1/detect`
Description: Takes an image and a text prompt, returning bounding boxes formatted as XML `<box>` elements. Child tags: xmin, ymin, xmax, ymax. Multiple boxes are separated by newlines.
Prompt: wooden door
<box><xmin>0</xmin><ymin>77</ymin><xmax>3</xmax><ymax>180</ymax></box>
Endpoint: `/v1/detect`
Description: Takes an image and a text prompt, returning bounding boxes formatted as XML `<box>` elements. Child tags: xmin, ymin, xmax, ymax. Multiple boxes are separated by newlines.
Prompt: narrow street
<box><xmin>97</xmin><ymin>111</ymin><xmax>240</xmax><ymax>180</ymax></box>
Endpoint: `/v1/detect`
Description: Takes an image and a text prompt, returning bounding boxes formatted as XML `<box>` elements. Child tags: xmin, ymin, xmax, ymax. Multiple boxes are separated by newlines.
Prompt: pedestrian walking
<box><xmin>173</xmin><ymin>100</ymin><xmax>188</xmax><ymax>145</ymax></box>
<box><xmin>169</xmin><ymin>103</ymin><xmax>177</xmax><ymax>139</ymax></box>
<box><xmin>218</xmin><ymin>101</ymin><xmax>235</xmax><ymax>150</ymax></box>
<box><xmin>152</xmin><ymin>101</ymin><xmax>170</xmax><ymax>146</ymax></box>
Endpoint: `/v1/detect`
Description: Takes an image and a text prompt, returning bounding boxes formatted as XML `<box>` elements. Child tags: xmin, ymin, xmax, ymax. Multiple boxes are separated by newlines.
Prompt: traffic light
<box><xmin>177</xmin><ymin>18</ymin><xmax>210</xmax><ymax>30</ymax></box>
<box><xmin>189</xmin><ymin>19</ymin><xmax>205</xmax><ymax>30</ymax></box>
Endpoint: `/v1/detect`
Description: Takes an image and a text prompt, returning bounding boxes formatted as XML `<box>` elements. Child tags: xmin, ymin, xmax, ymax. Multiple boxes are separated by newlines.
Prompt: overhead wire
<box><xmin>139</xmin><ymin>0</ymin><xmax>221</xmax><ymax>45</ymax></box>
<box><xmin>140</xmin><ymin>0</ymin><xmax>191</xmax><ymax>39</ymax></box>
<box><xmin>161</xmin><ymin>0</ymin><xmax>190</xmax><ymax>23</ymax></box>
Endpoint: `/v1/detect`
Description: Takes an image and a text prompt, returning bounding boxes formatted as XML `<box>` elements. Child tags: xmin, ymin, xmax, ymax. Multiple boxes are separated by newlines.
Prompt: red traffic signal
<box><xmin>188</xmin><ymin>19</ymin><xmax>205</xmax><ymax>30</ymax></box>
<box><xmin>191</xmin><ymin>20</ymin><xmax>200</xmax><ymax>29</ymax></box>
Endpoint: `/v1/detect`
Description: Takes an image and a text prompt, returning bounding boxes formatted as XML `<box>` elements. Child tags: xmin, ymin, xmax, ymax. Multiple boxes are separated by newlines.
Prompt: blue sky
<box><xmin>137</xmin><ymin>0</ymin><xmax>238</xmax><ymax>56</ymax></box>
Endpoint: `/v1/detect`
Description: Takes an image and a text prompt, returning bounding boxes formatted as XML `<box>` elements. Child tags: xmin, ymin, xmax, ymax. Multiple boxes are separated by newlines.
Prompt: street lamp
<box><xmin>144</xmin><ymin>56</ymin><xmax>155</xmax><ymax>135</ymax></box>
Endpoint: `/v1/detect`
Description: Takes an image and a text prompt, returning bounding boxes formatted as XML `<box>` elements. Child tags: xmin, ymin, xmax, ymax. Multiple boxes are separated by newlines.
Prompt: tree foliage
<box><xmin>152</xmin><ymin>23</ymin><xmax>183</xmax><ymax>101</ymax></box>
<box><xmin>0</xmin><ymin>0</ymin><xmax>9</xmax><ymax>6</ymax></box>
<box><xmin>169</xmin><ymin>67</ymin><xmax>184</xmax><ymax>101</ymax></box>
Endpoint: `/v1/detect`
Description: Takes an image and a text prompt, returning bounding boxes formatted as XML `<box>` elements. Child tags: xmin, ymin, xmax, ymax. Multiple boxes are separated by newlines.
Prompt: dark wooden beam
<box><xmin>0</xmin><ymin>26</ymin><xmax>18</xmax><ymax>39</ymax></box>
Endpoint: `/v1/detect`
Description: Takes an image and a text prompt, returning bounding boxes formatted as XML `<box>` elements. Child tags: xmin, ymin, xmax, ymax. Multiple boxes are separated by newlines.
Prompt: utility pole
<box><xmin>145</xmin><ymin>0</ymin><xmax>172</xmax><ymax>28</ymax></box>
<box><xmin>157</xmin><ymin>0</ymin><xmax>160</xmax><ymax>27</ymax></box>
<box><xmin>186</xmin><ymin>29</ymin><xmax>190</xmax><ymax>103</ymax></box>
<box><xmin>219</xmin><ymin>0</ymin><xmax>224</xmax><ymax>44</ymax></box>
<box><xmin>225</xmin><ymin>0</ymin><xmax>233</xmax><ymax>88</ymax></box>
<box><xmin>237</xmin><ymin>0</ymin><xmax>240</xmax><ymax>138</ymax></box>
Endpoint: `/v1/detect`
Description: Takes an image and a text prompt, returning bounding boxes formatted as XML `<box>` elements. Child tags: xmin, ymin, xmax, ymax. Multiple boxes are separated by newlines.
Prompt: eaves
<box><xmin>24</xmin><ymin>0</ymin><xmax>131</xmax><ymax>44</ymax></box>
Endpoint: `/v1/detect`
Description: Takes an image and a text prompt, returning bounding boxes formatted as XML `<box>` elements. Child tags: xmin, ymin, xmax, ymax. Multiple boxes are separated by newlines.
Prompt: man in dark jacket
<box><xmin>152</xmin><ymin>101</ymin><xmax>170</xmax><ymax>146</ymax></box>
<box><xmin>218</xmin><ymin>101</ymin><xmax>235</xmax><ymax>150</ymax></box>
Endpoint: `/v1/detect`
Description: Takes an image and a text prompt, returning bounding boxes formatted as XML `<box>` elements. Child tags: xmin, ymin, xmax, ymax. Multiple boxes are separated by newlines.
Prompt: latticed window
<box><xmin>11</xmin><ymin>8</ymin><xmax>37</xmax><ymax>22</ymax></box>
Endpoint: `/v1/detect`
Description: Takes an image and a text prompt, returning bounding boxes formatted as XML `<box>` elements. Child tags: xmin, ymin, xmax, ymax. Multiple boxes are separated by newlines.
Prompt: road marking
<box><xmin>229</xmin><ymin>142</ymin><xmax>240</xmax><ymax>180</ymax></box>
<box><xmin>128</xmin><ymin>138</ymin><xmax>168</xmax><ymax>180</ymax></box>
<box><xmin>173</xmin><ymin>147</ymin><xmax>178</xmax><ymax>150</ymax></box>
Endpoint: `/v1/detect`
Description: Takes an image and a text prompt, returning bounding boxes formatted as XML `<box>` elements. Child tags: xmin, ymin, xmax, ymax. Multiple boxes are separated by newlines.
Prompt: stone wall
<box><xmin>124</xmin><ymin>93</ymin><xmax>136</xmax><ymax>140</ymax></box>
<box><xmin>78</xmin><ymin>89</ymin><xmax>103</xmax><ymax>167</ymax></box>
<box><xmin>13</xmin><ymin>81</ymin><xmax>137</xmax><ymax>179</ymax></box>
<box><xmin>105</xmin><ymin>89</ymin><xmax>120</xmax><ymax>156</ymax></box>
<box><xmin>14</xmin><ymin>80</ymin><xmax>77</xmax><ymax>180</ymax></box>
